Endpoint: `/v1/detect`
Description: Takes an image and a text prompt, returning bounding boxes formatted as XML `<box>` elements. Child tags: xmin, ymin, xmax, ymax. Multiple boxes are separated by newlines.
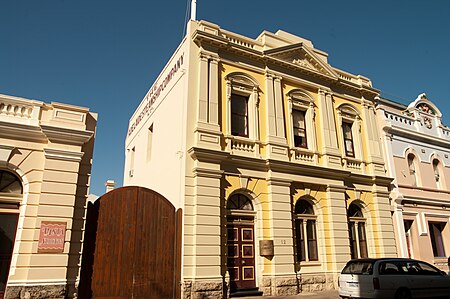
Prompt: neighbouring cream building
<box><xmin>377</xmin><ymin>94</ymin><xmax>450</xmax><ymax>270</ymax></box>
<box><xmin>124</xmin><ymin>20</ymin><xmax>397</xmax><ymax>298</ymax></box>
<box><xmin>0</xmin><ymin>94</ymin><xmax>96</xmax><ymax>298</ymax></box>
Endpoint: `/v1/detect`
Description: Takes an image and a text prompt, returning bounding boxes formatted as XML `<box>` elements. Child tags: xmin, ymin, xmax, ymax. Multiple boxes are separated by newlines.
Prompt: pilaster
<box><xmin>361</xmin><ymin>99</ymin><xmax>385</xmax><ymax>175</ymax></box>
<box><xmin>369</xmin><ymin>188</ymin><xmax>397</xmax><ymax>257</ymax></box>
<box><xmin>264</xmin><ymin>73</ymin><xmax>288</xmax><ymax>161</ymax></box>
<box><xmin>195</xmin><ymin>52</ymin><xmax>221</xmax><ymax>151</ymax></box>
<box><xmin>322</xmin><ymin>184</ymin><xmax>349</xmax><ymax>272</ymax></box>
<box><xmin>317</xmin><ymin>90</ymin><xmax>341</xmax><ymax>168</ymax></box>
<box><xmin>265</xmin><ymin>73</ymin><xmax>277</xmax><ymax>138</ymax></box>
<box><xmin>273</xmin><ymin>76</ymin><xmax>286</xmax><ymax>139</ymax></box>
<box><xmin>265</xmin><ymin>178</ymin><xmax>294</xmax><ymax>276</ymax></box>
<box><xmin>183</xmin><ymin>166</ymin><xmax>223</xmax><ymax>282</ymax></box>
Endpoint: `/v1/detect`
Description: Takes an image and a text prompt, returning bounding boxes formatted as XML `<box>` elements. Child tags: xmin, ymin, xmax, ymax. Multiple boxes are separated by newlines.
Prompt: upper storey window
<box><xmin>0</xmin><ymin>170</ymin><xmax>22</xmax><ymax>194</ymax></box>
<box><xmin>342</xmin><ymin>121</ymin><xmax>355</xmax><ymax>157</ymax></box>
<box><xmin>337</xmin><ymin>104</ymin><xmax>362</xmax><ymax>160</ymax></box>
<box><xmin>231</xmin><ymin>94</ymin><xmax>249</xmax><ymax>137</ymax></box>
<box><xmin>225</xmin><ymin>73</ymin><xmax>259</xmax><ymax>140</ymax></box>
<box><xmin>287</xmin><ymin>90</ymin><xmax>317</xmax><ymax>152</ymax></box>
<box><xmin>293</xmin><ymin>110</ymin><xmax>307</xmax><ymax>148</ymax></box>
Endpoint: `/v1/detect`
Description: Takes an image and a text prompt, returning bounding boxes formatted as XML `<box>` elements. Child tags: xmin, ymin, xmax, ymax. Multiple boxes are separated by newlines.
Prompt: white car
<box><xmin>338</xmin><ymin>258</ymin><xmax>450</xmax><ymax>299</ymax></box>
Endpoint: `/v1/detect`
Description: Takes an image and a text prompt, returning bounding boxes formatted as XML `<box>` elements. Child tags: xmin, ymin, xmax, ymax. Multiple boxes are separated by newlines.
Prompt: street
<box><xmin>244</xmin><ymin>290</ymin><xmax>340</xmax><ymax>299</ymax></box>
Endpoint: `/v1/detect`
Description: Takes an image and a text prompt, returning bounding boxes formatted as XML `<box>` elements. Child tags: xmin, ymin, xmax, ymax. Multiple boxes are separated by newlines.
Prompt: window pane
<box><xmin>343</xmin><ymin>122</ymin><xmax>354</xmax><ymax>157</ymax></box>
<box><xmin>295</xmin><ymin>219</ymin><xmax>305</xmax><ymax>262</ymax></box>
<box><xmin>349</xmin><ymin>222</ymin><xmax>358</xmax><ymax>259</ymax></box>
<box><xmin>293</xmin><ymin>110</ymin><xmax>307</xmax><ymax>148</ymax></box>
<box><xmin>429</xmin><ymin>222</ymin><xmax>446</xmax><ymax>257</ymax></box>
<box><xmin>0</xmin><ymin>171</ymin><xmax>23</xmax><ymax>194</ymax></box>
<box><xmin>358</xmin><ymin>222</ymin><xmax>368</xmax><ymax>258</ymax></box>
<box><xmin>307</xmin><ymin>220</ymin><xmax>318</xmax><ymax>261</ymax></box>
<box><xmin>231</xmin><ymin>94</ymin><xmax>248</xmax><ymax>137</ymax></box>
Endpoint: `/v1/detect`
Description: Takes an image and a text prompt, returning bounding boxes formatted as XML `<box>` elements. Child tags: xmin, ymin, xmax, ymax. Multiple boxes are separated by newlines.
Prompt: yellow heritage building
<box><xmin>124</xmin><ymin>20</ymin><xmax>396</xmax><ymax>298</ymax></box>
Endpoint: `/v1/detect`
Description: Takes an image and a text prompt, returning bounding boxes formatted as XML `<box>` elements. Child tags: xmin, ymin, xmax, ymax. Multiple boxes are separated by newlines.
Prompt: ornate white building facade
<box><xmin>377</xmin><ymin>93</ymin><xmax>450</xmax><ymax>270</ymax></box>
<box><xmin>0</xmin><ymin>93</ymin><xmax>96</xmax><ymax>298</ymax></box>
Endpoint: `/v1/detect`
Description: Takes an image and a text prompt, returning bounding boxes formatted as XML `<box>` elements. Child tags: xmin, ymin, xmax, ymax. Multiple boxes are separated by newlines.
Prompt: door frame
<box><xmin>226</xmin><ymin>215</ymin><xmax>257</xmax><ymax>292</ymax></box>
<box><xmin>0</xmin><ymin>212</ymin><xmax>19</xmax><ymax>299</ymax></box>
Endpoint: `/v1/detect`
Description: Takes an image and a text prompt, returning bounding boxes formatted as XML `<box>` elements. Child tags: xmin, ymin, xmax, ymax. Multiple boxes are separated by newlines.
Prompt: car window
<box><xmin>417</xmin><ymin>261</ymin><xmax>442</xmax><ymax>276</ymax></box>
<box><xmin>379</xmin><ymin>262</ymin><xmax>401</xmax><ymax>275</ymax></box>
<box><xmin>342</xmin><ymin>261</ymin><xmax>373</xmax><ymax>275</ymax></box>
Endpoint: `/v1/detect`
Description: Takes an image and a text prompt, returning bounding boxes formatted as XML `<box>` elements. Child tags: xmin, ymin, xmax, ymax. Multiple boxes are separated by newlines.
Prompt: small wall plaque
<box><xmin>38</xmin><ymin>221</ymin><xmax>66</xmax><ymax>253</ymax></box>
<box><xmin>259</xmin><ymin>240</ymin><xmax>274</xmax><ymax>256</ymax></box>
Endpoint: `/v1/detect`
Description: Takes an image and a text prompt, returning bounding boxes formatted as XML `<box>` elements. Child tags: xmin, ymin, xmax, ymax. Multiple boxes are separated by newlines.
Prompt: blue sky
<box><xmin>1</xmin><ymin>0</ymin><xmax>449</xmax><ymax>195</ymax></box>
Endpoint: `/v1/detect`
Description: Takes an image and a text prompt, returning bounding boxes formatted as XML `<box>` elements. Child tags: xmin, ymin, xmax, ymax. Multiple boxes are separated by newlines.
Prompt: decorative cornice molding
<box><xmin>44</xmin><ymin>148</ymin><xmax>84</xmax><ymax>162</ymax></box>
<box><xmin>0</xmin><ymin>121</ymin><xmax>47</xmax><ymax>143</ymax></box>
<box><xmin>41</xmin><ymin>125</ymin><xmax>94</xmax><ymax>146</ymax></box>
<box><xmin>192</xmin><ymin>167</ymin><xmax>224</xmax><ymax>179</ymax></box>
<box><xmin>192</xmin><ymin>29</ymin><xmax>379</xmax><ymax>97</ymax></box>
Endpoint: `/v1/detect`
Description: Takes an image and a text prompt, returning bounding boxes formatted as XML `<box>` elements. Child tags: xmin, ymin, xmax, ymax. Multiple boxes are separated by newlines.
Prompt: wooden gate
<box><xmin>79</xmin><ymin>187</ymin><xmax>182</xmax><ymax>299</ymax></box>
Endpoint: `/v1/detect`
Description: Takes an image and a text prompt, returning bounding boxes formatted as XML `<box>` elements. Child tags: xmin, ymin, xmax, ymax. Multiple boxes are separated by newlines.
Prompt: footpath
<box><xmin>243</xmin><ymin>290</ymin><xmax>340</xmax><ymax>299</ymax></box>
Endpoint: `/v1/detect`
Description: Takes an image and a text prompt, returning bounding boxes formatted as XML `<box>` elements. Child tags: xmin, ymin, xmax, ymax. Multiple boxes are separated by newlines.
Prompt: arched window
<box><xmin>227</xmin><ymin>193</ymin><xmax>253</xmax><ymax>211</ymax></box>
<box><xmin>294</xmin><ymin>199</ymin><xmax>318</xmax><ymax>262</ymax></box>
<box><xmin>0</xmin><ymin>170</ymin><xmax>23</xmax><ymax>194</ymax></box>
<box><xmin>348</xmin><ymin>203</ymin><xmax>368</xmax><ymax>259</ymax></box>
<box><xmin>432</xmin><ymin>159</ymin><xmax>443</xmax><ymax>190</ymax></box>
<box><xmin>407</xmin><ymin>154</ymin><xmax>418</xmax><ymax>187</ymax></box>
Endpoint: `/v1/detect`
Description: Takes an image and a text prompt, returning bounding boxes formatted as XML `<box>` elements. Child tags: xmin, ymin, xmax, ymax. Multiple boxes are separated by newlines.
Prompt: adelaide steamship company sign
<box><xmin>38</xmin><ymin>221</ymin><xmax>66</xmax><ymax>253</ymax></box>
<box><xmin>128</xmin><ymin>52</ymin><xmax>185</xmax><ymax>137</ymax></box>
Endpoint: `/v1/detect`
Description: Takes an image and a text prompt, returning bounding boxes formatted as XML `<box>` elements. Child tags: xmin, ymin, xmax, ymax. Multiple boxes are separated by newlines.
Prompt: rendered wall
<box><xmin>124</xmin><ymin>40</ymin><xmax>189</xmax><ymax>210</ymax></box>
<box><xmin>0</xmin><ymin>94</ymin><xmax>96</xmax><ymax>298</ymax></box>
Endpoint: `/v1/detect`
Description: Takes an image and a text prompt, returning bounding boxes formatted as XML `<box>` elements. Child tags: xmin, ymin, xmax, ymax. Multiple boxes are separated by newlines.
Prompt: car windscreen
<box><xmin>342</xmin><ymin>261</ymin><xmax>374</xmax><ymax>275</ymax></box>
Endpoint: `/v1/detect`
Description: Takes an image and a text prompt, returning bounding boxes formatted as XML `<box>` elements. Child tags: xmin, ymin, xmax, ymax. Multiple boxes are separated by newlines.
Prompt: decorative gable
<box><xmin>264</xmin><ymin>43</ymin><xmax>338</xmax><ymax>80</ymax></box>
<box><xmin>404</xmin><ymin>93</ymin><xmax>444</xmax><ymax>130</ymax></box>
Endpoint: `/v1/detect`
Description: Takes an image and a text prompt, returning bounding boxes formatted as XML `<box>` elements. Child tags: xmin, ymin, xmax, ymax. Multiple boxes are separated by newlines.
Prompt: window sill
<box><xmin>297</xmin><ymin>261</ymin><xmax>321</xmax><ymax>267</ymax></box>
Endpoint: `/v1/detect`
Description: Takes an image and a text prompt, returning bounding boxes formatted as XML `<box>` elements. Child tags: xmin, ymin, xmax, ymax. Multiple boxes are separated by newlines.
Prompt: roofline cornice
<box><xmin>192</xmin><ymin>29</ymin><xmax>380</xmax><ymax>98</ymax></box>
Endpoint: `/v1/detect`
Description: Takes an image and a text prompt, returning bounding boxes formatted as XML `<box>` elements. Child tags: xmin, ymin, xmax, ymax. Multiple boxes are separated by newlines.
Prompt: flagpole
<box><xmin>190</xmin><ymin>0</ymin><xmax>197</xmax><ymax>21</ymax></box>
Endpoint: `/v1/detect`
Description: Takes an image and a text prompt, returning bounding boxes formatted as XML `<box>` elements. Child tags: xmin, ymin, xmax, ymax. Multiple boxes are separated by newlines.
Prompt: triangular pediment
<box><xmin>264</xmin><ymin>43</ymin><xmax>338</xmax><ymax>80</ymax></box>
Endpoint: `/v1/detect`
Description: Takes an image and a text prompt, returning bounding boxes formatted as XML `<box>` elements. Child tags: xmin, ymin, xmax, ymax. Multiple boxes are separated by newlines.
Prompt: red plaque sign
<box><xmin>38</xmin><ymin>221</ymin><xmax>66</xmax><ymax>253</ymax></box>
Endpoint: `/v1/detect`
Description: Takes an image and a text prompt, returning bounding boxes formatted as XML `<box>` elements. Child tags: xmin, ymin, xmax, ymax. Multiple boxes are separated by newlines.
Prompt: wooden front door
<box><xmin>227</xmin><ymin>217</ymin><xmax>256</xmax><ymax>292</ymax></box>
<box><xmin>0</xmin><ymin>213</ymin><xmax>19</xmax><ymax>299</ymax></box>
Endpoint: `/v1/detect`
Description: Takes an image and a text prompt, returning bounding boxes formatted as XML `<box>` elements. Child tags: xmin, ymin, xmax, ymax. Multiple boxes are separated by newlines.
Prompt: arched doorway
<box><xmin>0</xmin><ymin>170</ymin><xmax>23</xmax><ymax>298</ymax></box>
<box><xmin>226</xmin><ymin>193</ymin><xmax>260</xmax><ymax>296</ymax></box>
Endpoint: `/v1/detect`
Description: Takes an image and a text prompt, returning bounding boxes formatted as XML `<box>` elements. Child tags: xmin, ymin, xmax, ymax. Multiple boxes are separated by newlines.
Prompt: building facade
<box><xmin>0</xmin><ymin>94</ymin><xmax>96</xmax><ymax>298</ymax></box>
<box><xmin>124</xmin><ymin>20</ymin><xmax>396</xmax><ymax>298</ymax></box>
<box><xmin>377</xmin><ymin>94</ymin><xmax>450</xmax><ymax>271</ymax></box>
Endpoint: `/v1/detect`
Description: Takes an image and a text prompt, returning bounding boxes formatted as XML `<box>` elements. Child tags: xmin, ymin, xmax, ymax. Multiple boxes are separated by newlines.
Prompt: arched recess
<box><xmin>404</xmin><ymin>148</ymin><xmax>421</xmax><ymax>187</ymax></box>
<box><xmin>0</xmin><ymin>169</ymin><xmax>23</xmax><ymax>296</ymax></box>
<box><xmin>293</xmin><ymin>196</ymin><xmax>319</xmax><ymax>264</ymax></box>
<box><xmin>347</xmin><ymin>201</ymin><xmax>368</xmax><ymax>259</ymax></box>
<box><xmin>225</xmin><ymin>192</ymin><xmax>259</xmax><ymax>296</ymax></box>
<box><xmin>430</xmin><ymin>153</ymin><xmax>446</xmax><ymax>190</ymax></box>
